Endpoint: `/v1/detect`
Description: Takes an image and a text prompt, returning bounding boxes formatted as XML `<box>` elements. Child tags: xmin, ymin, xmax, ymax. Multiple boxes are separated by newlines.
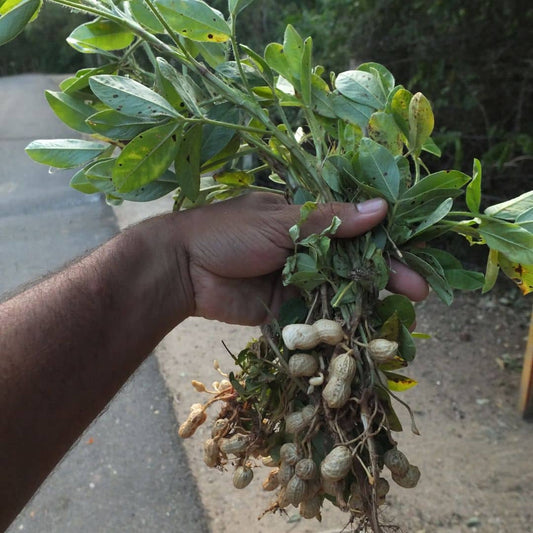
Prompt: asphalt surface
<box><xmin>0</xmin><ymin>74</ymin><xmax>209</xmax><ymax>533</ymax></box>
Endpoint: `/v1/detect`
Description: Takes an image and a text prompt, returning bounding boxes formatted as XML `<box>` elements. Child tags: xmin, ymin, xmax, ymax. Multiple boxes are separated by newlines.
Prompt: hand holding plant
<box><xmin>2</xmin><ymin>0</ymin><xmax>532</xmax><ymax>530</ymax></box>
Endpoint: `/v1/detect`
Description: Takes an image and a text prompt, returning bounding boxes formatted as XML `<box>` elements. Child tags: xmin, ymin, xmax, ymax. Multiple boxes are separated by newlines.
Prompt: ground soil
<box><xmin>115</xmin><ymin>202</ymin><xmax>532</xmax><ymax>533</ymax></box>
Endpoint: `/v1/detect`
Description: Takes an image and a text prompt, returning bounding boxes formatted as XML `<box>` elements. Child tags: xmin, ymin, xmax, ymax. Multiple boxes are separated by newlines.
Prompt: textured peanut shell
<box><xmin>320</xmin><ymin>445</ymin><xmax>352</xmax><ymax>481</ymax></box>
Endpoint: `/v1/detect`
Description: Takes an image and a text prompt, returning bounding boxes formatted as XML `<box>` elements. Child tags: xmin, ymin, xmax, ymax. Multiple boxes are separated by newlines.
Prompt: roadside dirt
<box><xmin>113</xmin><ymin>201</ymin><xmax>532</xmax><ymax>533</ymax></box>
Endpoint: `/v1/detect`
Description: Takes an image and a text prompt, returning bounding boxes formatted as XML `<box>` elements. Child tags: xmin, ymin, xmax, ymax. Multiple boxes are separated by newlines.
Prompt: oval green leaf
<box><xmin>45</xmin><ymin>91</ymin><xmax>95</xmax><ymax>133</ymax></box>
<box><xmin>0</xmin><ymin>0</ymin><xmax>41</xmax><ymax>46</ymax></box>
<box><xmin>67</xmin><ymin>20</ymin><xmax>135</xmax><ymax>53</ymax></box>
<box><xmin>26</xmin><ymin>139</ymin><xmax>108</xmax><ymax>168</ymax></box>
<box><xmin>113</xmin><ymin>121</ymin><xmax>182</xmax><ymax>192</ymax></box>
<box><xmin>408</xmin><ymin>92</ymin><xmax>434</xmax><ymax>154</ymax></box>
<box><xmin>86</xmin><ymin>109</ymin><xmax>162</xmax><ymax>140</ymax></box>
<box><xmin>89</xmin><ymin>75</ymin><xmax>179</xmax><ymax>118</ymax></box>
<box><xmin>155</xmin><ymin>0</ymin><xmax>230</xmax><ymax>42</ymax></box>
<box><xmin>335</xmin><ymin>69</ymin><xmax>386</xmax><ymax>110</ymax></box>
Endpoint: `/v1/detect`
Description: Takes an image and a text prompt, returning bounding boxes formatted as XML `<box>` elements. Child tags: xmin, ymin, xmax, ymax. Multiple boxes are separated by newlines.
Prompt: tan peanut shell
<box><xmin>368</xmin><ymin>338</ymin><xmax>399</xmax><ymax>363</ymax></box>
<box><xmin>322</xmin><ymin>376</ymin><xmax>351</xmax><ymax>408</ymax></box>
<box><xmin>178</xmin><ymin>405</ymin><xmax>206</xmax><ymax>438</ymax></box>
<box><xmin>330</xmin><ymin>352</ymin><xmax>357</xmax><ymax>379</ymax></box>
<box><xmin>262</xmin><ymin>455</ymin><xmax>279</xmax><ymax>467</ymax></box>
<box><xmin>285</xmin><ymin>405</ymin><xmax>314</xmax><ymax>434</ymax></box>
<box><xmin>233</xmin><ymin>465</ymin><xmax>253</xmax><ymax>489</ymax></box>
<box><xmin>211</xmin><ymin>418</ymin><xmax>229</xmax><ymax>438</ymax></box>
<box><xmin>320</xmin><ymin>445</ymin><xmax>352</xmax><ymax>481</ymax></box>
<box><xmin>288</xmin><ymin>352</ymin><xmax>318</xmax><ymax>377</ymax></box>
<box><xmin>203</xmin><ymin>438</ymin><xmax>219</xmax><ymax>467</ymax></box>
<box><xmin>282</xmin><ymin>324</ymin><xmax>320</xmax><ymax>350</ymax></box>
<box><xmin>312</xmin><ymin>319</ymin><xmax>344</xmax><ymax>345</ymax></box>
<box><xmin>262</xmin><ymin>468</ymin><xmax>280</xmax><ymax>491</ymax></box>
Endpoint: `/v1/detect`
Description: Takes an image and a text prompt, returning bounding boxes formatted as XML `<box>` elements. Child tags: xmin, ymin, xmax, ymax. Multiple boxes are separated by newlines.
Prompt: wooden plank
<box><xmin>519</xmin><ymin>304</ymin><xmax>533</xmax><ymax>419</ymax></box>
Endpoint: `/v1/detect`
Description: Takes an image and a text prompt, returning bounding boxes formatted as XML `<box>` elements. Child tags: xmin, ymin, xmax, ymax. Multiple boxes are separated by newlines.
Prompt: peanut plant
<box><xmin>2</xmin><ymin>0</ymin><xmax>533</xmax><ymax>530</ymax></box>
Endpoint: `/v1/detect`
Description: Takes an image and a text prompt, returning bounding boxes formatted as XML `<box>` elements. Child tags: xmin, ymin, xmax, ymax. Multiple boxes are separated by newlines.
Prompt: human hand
<box><xmin>173</xmin><ymin>193</ymin><xmax>428</xmax><ymax>325</ymax></box>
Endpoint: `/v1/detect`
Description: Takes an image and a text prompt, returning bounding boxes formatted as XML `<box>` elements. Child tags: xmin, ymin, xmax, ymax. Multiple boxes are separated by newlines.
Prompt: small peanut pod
<box><xmin>211</xmin><ymin>418</ymin><xmax>230</xmax><ymax>439</ymax></box>
<box><xmin>299</xmin><ymin>494</ymin><xmax>322</xmax><ymax>519</ymax></box>
<box><xmin>392</xmin><ymin>464</ymin><xmax>421</xmax><ymax>488</ymax></box>
<box><xmin>322</xmin><ymin>478</ymin><xmax>345</xmax><ymax>498</ymax></box>
<box><xmin>312</xmin><ymin>319</ymin><xmax>344</xmax><ymax>345</ymax></box>
<box><xmin>218</xmin><ymin>433</ymin><xmax>249</xmax><ymax>455</ymax></box>
<box><xmin>322</xmin><ymin>353</ymin><xmax>357</xmax><ymax>408</ymax></box>
<box><xmin>178</xmin><ymin>404</ymin><xmax>206</xmax><ymax>438</ymax></box>
<box><xmin>285</xmin><ymin>405</ymin><xmax>315</xmax><ymax>434</ymax></box>
<box><xmin>282</xmin><ymin>324</ymin><xmax>320</xmax><ymax>350</ymax></box>
<box><xmin>368</xmin><ymin>338</ymin><xmax>399</xmax><ymax>363</ymax></box>
<box><xmin>276</xmin><ymin>487</ymin><xmax>291</xmax><ymax>508</ymax></box>
<box><xmin>233</xmin><ymin>465</ymin><xmax>253</xmax><ymax>489</ymax></box>
<box><xmin>376</xmin><ymin>477</ymin><xmax>390</xmax><ymax>498</ymax></box>
<box><xmin>288</xmin><ymin>353</ymin><xmax>318</xmax><ymax>377</ymax></box>
<box><xmin>295</xmin><ymin>458</ymin><xmax>317</xmax><ymax>480</ymax></box>
<box><xmin>286</xmin><ymin>475</ymin><xmax>308</xmax><ymax>506</ymax></box>
<box><xmin>280</xmin><ymin>443</ymin><xmax>302</xmax><ymax>465</ymax></box>
<box><xmin>203</xmin><ymin>438</ymin><xmax>219</xmax><ymax>468</ymax></box>
<box><xmin>262</xmin><ymin>468</ymin><xmax>280</xmax><ymax>491</ymax></box>
<box><xmin>278</xmin><ymin>461</ymin><xmax>295</xmax><ymax>487</ymax></box>
<box><xmin>320</xmin><ymin>445</ymin><xmax>352</xmax><ymax>482</ymax></box>
<box><xmin>384</xmin><ymin>448</ymin><xmax>410</xmax><ymax>477</ymax></box>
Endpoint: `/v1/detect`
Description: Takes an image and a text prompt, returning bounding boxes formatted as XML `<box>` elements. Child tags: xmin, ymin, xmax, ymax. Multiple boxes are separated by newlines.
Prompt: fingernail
<box><xmin>356</xmin><ymin>198</ymin><xmax>386</xmax><ymax>214</ymax></box>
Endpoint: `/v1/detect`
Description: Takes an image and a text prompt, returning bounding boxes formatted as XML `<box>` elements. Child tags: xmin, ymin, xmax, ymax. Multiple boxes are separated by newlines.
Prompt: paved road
<box><xmin>0</xmin><ymin>74</ymin><xmax>209</xmax><ymax>533</ymax></box>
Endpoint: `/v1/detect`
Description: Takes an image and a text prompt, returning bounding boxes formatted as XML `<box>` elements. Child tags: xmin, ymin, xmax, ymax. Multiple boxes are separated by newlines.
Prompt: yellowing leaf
<box><xmin>498</xmin><ymin>253</ymin><xmax>533</xmax><ymax>295</ymax></box>
<box><xmin>213</xmin><ymin>170</ymin><xmax>253</xmax><ymax>186</ymax></box>
<box><xmin>384</xmin><ymin>371</ymin><xmax>418</xmax><ymax>392</ymax></box>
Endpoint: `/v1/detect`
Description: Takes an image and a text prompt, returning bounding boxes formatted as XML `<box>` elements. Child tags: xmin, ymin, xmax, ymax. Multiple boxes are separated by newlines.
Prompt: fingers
<box><xmin>298</xmin><ymin>198</ymin><xmax>389</xmax><ymax>239</ymax></box>
<box><xmin>386</xmin><ymin>259</ymin><xmax>429</xmax><ymax>302</ymax></box>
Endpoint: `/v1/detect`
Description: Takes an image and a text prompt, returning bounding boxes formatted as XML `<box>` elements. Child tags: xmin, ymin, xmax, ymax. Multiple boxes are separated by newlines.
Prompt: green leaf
<box><xmin>86</xmin><ymin>159</ymin><xmax>179</xmax><ymax>201</ymax></box>
<box><xmin>25</xmin><ymin>139</ymin><xmax>108</xmax><ymax>168</ymax></box>
<box><xmin>403</xmin><ymin>251</ymin><xmax>454</xmax><ymax>305</ymax></box>
<box><xmin>86</xmin><ymin>109</ymin><xmax>162</xmax><ymax>140</ymax></box>
<box><xmin>155</xmin><ymin>0</ymin><xmax>231</xmax><ymax>42</ymax></box>
<box><xmin>128</xmin><ymin>0</ymin><xmax>165</xmax><ymax>32</ymax></box>
<box><xmin>395</xmin><ymin>170</ymin><xmax>470</xmax><ymax>219</ymax></box>
<box><xmin>421</xmin><ymin>137</ymin><xmax>442</xmax><ymax>157</ymax></box>
<box><xmin>357</xmin><ymin>62</ymin><xmax>395</xmax><ymax>95</ymax></box>
<box><xmin>444</xmin><ymin>269</ymin><xmax>485</xmax><ymax>291</ymax></box>
<box><xmin>67</xmin><ymin>20</ymin><xmax>135</xmax><ymax>53</ymax></box>
<box><xmin>264</xmin><ymin>42</ymin><xmax>292</xmax><ymax>82</ymax></box>
<box><xmin>390</xmin><ymin>87</ymin><xmax>412</xmax><ymax>138</ymax></box>
<box><xmin>398</xmin><ymin>324</ymin><xmax>416</xmax><ymax>362</ymax></box>
<box><xmin>411</xmin><ymin>197</ymin><xmax>453</xmax><ymax>237</ymax></box>
<box><xmin>484</xmin><ymin>190</ymin><xmax>533</xmax><ymax>221</ymax></box>
<box><xmin>201</xmin><ymin>103</ymin><xmax>239</xmax><ymax>163</ymax></box>
<box><xmin>300</xmin><ymin>37</ymin><xmax>312</xmax><ymax>105</ymax></box>
<box><xmin>59</xmin><ymin>64</ymin><xmax>118</xmax><ymax>94</ymax></box>
<box><xmin>113</xmin><ymin>121</ymin><xmax>182</xmax><ymax>192</ymax></box>
<box><xmin>335</xmin><ymin>69</ymin><xmax>386</xmax><ymax>109</ymax></box>
<box><xmin>277</xmin><ymin>297</ymin><xmax>307</xmax><ymax>329</ymax></box>
<box><xmin>357</xmin><ymin>138</ymin><xmax>400</xmax><ymax>202</ymax></box>
<box><xmin>282</xmin><ymin>24</ymin><xmax>304</xmax><ymax>84</ymax></box>
<box><xmin>45</xmin><ymin>91</ymin><xmax>95</xmax><ymax>134</ymax></box>
<box><xmin>482</xmin><ymin>248</ymin><xmax>500</xmax><ymax>293</ymax></box>
<box><xmin>466</xmin><ymin>158</ymin><xmax>482</xmax><ymax>213</ymax></box>
<box><xmin>228</xmin><ymin>0</ymin><xmax>255</xmax><ymax>15</ymax></box>
<box><xmin>0</xmin><ymin>0</ymin><xmax>41</xmax><ymax>46</ymax></box>
<box><xmin>408</xmin><ymin>92</ymin><xmax>434</xmax><ymax>154</ymax></box>
<box><xmin>478</xmin><ymin>218</ymin><xmax>533</xmax><ymax>264</ymax></box>
<box><xmin>213</xmin><ymin>170</ymin><xmax>253</xmax><ymax>186</ymax></box>
<box><xmin>377</xmin><ymin>294</ymin><xmax>415</xmax><ymax>328</ymax></box>
<box><xmin>175</xmin><ymin>124</ymin><xmax>202</xmax><ymax>201</ymax></box>
<box><xmin>368</xmin><ymin>111</ymin><xmax>403</xmax><ymax>155</ymax></box>
<box><xmin>156</xmin><ymin>58</ymin><xmax>203</xmax><ymax>115</ymax></box>
<box><xmin>89</xmin><ymin>75</ymin><xmax>180</xmax><ymax>118</ymax></box>
<box><xmin>70</xmin><ymin>167</ymin><xmax>100</xmax><ymax>194</ymax></box>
